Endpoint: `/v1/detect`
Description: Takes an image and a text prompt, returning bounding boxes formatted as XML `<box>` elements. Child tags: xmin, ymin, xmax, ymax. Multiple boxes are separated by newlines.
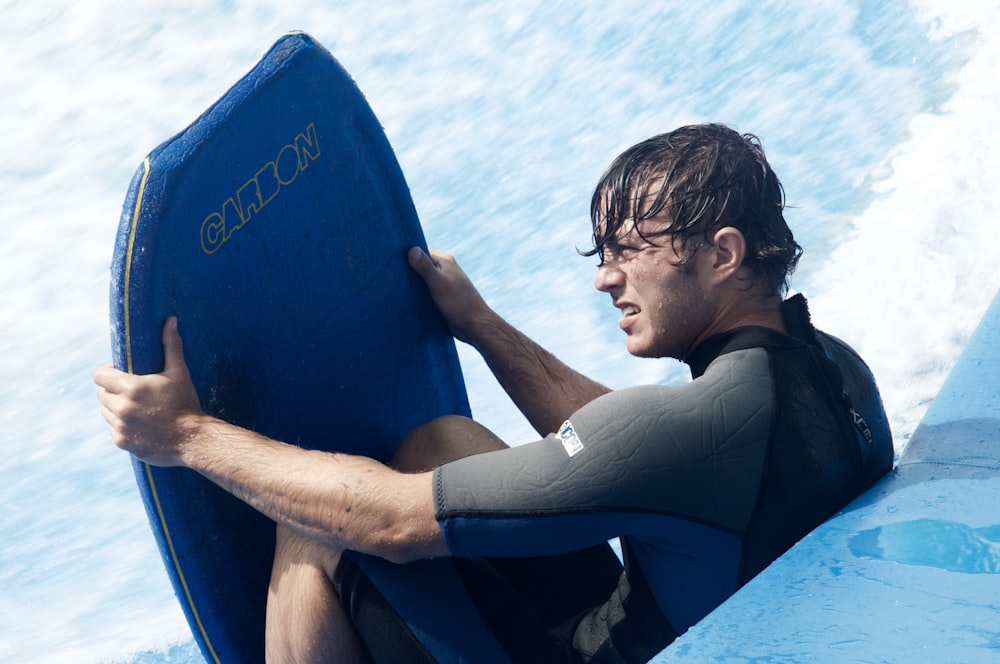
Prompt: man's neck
<box><xmin>715</xmin><ymin>290</ymin><xmax>787</xmax><ymax>337</ymax></box>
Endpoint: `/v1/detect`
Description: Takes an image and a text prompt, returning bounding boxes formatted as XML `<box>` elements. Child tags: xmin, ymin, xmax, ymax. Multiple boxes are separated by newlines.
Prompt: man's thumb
<box><xmin>162</xmin><ymin>316</ymin><xmax>188</xmax><ymax>376</ymax></box>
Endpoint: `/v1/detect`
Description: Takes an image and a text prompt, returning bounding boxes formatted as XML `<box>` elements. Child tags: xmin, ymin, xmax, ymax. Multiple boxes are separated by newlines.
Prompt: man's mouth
<box><xmin>618</xmin><ymin>303</ymin><xmax>640</xmax><ymax>331</ymax></box>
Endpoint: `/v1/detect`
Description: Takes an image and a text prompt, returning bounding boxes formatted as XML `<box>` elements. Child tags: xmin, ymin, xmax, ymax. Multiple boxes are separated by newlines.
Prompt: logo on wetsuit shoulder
<box><xmin>558</xmin><ymin>420</ymin><xmax>585</xmax><ymax>457</ymax></box>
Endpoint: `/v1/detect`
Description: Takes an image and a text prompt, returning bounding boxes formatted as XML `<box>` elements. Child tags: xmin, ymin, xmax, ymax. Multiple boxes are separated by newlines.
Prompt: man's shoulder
<box><xmin>687</xmin><ymin>325</ymin><xmax>800</xmax><ymax>377</ymax></box>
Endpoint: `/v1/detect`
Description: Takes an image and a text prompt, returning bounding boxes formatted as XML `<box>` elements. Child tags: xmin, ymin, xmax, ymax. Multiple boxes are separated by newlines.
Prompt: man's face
<box><xmin>593</xmin><ymin>214</ymin><xmax>714</xmax><ymax>360</ymax></box>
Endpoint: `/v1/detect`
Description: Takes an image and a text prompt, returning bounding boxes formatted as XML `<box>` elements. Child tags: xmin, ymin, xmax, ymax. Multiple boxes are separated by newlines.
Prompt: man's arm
<box><xmin>408</xmin><ymin>247</ymin><xmax>610</xmax><ymax>436</ymax></box>
<box><xmin>94</xmin><ymin>317</ymin><xmax>446</xmax><ymax>564</ymax></box>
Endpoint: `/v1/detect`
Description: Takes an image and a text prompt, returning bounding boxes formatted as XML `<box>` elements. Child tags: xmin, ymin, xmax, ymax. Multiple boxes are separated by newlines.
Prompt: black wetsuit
<box><xmin>336</xmin><ymin>295</ymin><xmax>894</xmax><ymax>663</ymax></box>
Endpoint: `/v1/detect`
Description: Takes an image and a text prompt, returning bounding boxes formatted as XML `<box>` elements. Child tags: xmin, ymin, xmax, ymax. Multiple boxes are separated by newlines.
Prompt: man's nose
<box><xmin>594</xmin><ymin>262</ymin><xmax>625</xmax><ymax>292</ymax></box>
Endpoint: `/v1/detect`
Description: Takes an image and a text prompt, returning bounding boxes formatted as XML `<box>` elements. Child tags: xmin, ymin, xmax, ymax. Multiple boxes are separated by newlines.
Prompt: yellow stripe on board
<box><xmin>142</xmin><ymin>464</ymin><xmax>221</xmax><ymax>663</ymax></box>
<box><xmin>122</xmin><ymin>157</ymin><xmax>150</xmax><ymax>374</ymax></box>
<box><xmin>124</xmin><ymin>158</ymin><xmax>222</xmax><ymax>664</ymax></box>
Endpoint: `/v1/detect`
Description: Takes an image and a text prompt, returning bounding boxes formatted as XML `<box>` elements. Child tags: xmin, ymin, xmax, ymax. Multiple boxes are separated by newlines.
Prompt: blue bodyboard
<box><xmin>658</xmin><ymin>288</ymin><xmax>1000</xmax><ymax>662</ymax></box>
<box><xmin>110</xmin><ymin>33</ymin><xmax>471</xmax><ymax>663</ymax></box>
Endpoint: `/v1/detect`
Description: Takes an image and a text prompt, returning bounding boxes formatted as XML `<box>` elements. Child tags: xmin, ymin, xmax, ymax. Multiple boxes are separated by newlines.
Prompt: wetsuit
<box><xmin>335</xmin><ymin>294</ymin><xmax>894</xmax><ymax>663</ymax></box>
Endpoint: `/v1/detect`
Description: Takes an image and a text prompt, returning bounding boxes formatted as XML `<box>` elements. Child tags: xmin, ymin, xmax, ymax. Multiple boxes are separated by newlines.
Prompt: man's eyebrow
<box><xmin>612</xmin><ymin>227</ymin><xmax>640</xmax><ymax>244</ymax></box>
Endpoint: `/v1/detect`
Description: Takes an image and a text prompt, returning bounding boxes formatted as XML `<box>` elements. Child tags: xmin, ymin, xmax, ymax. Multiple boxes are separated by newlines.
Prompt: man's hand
<box><xmin>407</xmin><ymin>246</ymin><xmax>496</xmax><ymax>345</ymax></box>
<box><xmin>94</xmin><ymin>316</ymin><xmax>205</xmax><ymax>467</ymax></box>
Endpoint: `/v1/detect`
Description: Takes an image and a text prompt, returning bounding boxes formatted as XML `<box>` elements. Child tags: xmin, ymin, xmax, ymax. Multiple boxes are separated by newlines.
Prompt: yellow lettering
<box><xmin>256</xmin><ymin>162</ymin><xmax>281</xmax><ymax>209</ymax></box>
<box><xmin>237</xmin><ymin>177</ymin><xmax>263</xmax><ymax>221</ymax></box>
<box><xmin>221</xmin><ymin>196</ymin><xmax>246</xmax><ymax>230</ymax></box>
<box><xmin>199</xmin><ymin>121</ymin><xmax>321</xmax><ymax>254</ymax></box>
<box><xmin>275</xmin><ymin>144</ymin><xmax>300</xmax><ymax>186</ymax></box>
<box><xmin>200</xmin><ymin>212</ymin><xmax>226</xmax><ymax>254</ymax></box>
<box><xmin>295</xmin><ymin>122</ymin><xmax>321</xmax><ymax>169</ymax></box>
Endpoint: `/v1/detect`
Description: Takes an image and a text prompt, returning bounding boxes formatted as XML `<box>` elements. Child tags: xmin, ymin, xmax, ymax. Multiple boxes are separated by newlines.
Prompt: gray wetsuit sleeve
<box><xmin>434</xmin><ymin>348</ymin><xmax>775</xmax><ymax>558</ymax></box>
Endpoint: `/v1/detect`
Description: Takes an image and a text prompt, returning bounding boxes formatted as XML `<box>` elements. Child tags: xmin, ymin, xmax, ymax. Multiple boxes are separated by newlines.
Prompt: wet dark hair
<box><xmin>585</xmin><ymin>123</ymin><xmax>802</xmax><ymax>295</ymax></box>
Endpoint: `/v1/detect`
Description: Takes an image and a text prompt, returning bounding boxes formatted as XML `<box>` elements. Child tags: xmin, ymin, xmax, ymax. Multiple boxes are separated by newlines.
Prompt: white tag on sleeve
<box><xmin>558</xmin><ymin>420</ymin><xmax>585</xmax><ymax>457</ymax></box>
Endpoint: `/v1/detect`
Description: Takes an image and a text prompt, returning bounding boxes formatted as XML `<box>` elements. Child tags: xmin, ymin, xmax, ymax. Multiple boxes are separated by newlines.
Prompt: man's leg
<box><xmin>389</xmin><ymin>414</ymin><xmax>508</xmax><ymax>471</ymax></box>
<box><xmin>265</xmin><ymin>524</ymin><xmax>369</xmax><ymax>664</ymax></box>
<box><xmin>265</xmin><ymin>415</ymin><xmax>504</xmax><ymax>663</ymax></box>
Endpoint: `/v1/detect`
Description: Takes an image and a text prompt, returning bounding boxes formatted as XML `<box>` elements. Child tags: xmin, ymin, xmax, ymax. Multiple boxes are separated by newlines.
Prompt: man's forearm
<box><xmin>178</xmin><ymin>415</ymin><xmax>446</xmax><ymax>563</ymax></box>
<box><xmin>468</xmin><ymin>309</ymin><xmax>611</xmax><ymax>436</ymax></box>
<box><xmin>406</xmin><ymin>248</ymin><xmax>610</xmax><ymax>434</ymax></box>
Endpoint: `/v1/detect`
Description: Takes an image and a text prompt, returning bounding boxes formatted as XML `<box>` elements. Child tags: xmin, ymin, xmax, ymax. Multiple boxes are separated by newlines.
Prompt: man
<box><xmin>96</xmin><ymin>124</ymin><xmax>894</xmax><ymax>662</ymax></box>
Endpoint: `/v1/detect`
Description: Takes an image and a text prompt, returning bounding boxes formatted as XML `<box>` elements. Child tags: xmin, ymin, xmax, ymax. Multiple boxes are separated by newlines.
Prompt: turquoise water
<box><xmin>2</xmin><ymin>1</ymin><xmax>998</xmax><ymax>661</ymax></box>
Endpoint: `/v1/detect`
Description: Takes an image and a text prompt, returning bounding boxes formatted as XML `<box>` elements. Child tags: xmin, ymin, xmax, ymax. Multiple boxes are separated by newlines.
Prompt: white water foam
<box><xmin>806</xmin><ymin>0</ymin><xmax>1000</xmax><ymax>443</ymax></box>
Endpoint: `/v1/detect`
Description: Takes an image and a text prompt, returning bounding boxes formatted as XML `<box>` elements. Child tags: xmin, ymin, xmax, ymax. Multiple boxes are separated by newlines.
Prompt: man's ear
<box><xmin>704</xmin><ymin>227</ymin><xmax>747</xmax><ymax>284</ymax></box>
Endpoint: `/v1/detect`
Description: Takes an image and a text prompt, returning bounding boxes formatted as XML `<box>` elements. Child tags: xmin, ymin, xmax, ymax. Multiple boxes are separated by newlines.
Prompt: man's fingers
<box><xmin>408</xmin><ymin>246</ymin><xmax>457</xmax><ymax>275</ymax></box>
<box><xmin>99</xmin><ymin>402</ymin><xmax>122</xmax><ymax>430</ymax></box>
<box><xmin>406</xmin><ymin>245</ymin><xmax>426</xmax><ymax>266</ymax></box>
<box><xmin>96</xmin><ymin>390</ymin><xmax>131</xmax><ymax>444</ymax></box>
<box><xmin>93</xmin><ymin>365</ymin><xmax>128</xmax><ymax>394</ymax></box>
<box><xmin>427</xmin><ymin>248</ymin><xmax>450</xmax><ymax>264</ymax></box>
<box><xmin>96</xmin><ymin>384</ymin><xmax>135</xmax><ymax>420</ymax></box>
<box><xmin>407</xmin><ymin>246</ymin><xmax>438</xmax><ymax>279</ymax></box>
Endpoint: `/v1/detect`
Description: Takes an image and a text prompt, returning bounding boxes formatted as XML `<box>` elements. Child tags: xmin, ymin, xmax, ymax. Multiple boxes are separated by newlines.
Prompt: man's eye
<box><xmin>599</xmin><ymin>243</ymin><xmax>640</xmax><ymax>266</ymax></box>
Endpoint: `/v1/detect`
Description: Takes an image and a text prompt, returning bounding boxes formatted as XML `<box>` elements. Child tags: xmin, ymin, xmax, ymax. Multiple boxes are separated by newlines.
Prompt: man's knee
<box><xmin>391</xmin><ymin>415</ymin><xmax>507</xmax><ymax>472</ymax></box>
<box><xmin>272</xmin><ymin>523</ymin><xmax>343</xmax><ymax>581</ymax></box>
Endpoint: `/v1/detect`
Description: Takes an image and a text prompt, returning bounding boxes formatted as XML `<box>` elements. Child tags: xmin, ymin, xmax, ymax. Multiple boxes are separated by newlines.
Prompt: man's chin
<box><xmin>626</xmin><ymin>339</ymin><xmax>655</xmax><ymax>359</ymax></box>
<box><xmin>626</xmin><ymin>338</ymin><xmax>679</xmax><ymax>361</ymax></box>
